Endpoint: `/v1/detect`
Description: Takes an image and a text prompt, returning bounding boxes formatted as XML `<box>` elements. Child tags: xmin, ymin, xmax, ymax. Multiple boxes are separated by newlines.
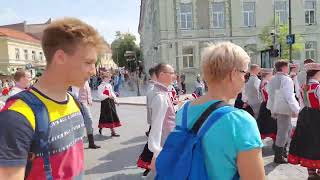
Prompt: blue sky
<box><xmin>0</xmin><ymin>0</ymin><xmax>141</xmax><ymax>44</ymax></box>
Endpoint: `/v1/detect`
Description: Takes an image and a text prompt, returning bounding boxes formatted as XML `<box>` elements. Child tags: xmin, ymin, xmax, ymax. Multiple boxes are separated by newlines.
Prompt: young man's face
<box><xmin>64</xmin><ymin>44</ymin><xmax>97</xmax><ymax>87</ymax></box>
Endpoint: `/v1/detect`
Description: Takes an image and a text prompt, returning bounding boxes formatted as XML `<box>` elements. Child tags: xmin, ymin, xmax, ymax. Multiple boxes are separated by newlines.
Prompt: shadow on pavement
<box><xmin>90</xmin><ymin>134</ymin><xmax>113</xmax><ymax>142</ymax></box>
<box><xmin>102</xmin><ymin>173</ymin><xmax>150</xmax><ymax>180</ymax></box>
<box><xmin>120</xmin><ymin>136</ymin><xmax>147</xmax><ymax>145</ymax></box>
<box><xmin>85</xmin><ymin>143</ymin><xmax>145</xmax><ymax>175</ymax></box>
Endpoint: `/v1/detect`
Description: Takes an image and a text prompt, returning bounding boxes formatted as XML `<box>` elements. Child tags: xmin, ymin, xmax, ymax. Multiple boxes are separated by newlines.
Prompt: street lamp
<box><xmin>288</xmin><ymin>0</ymin><xmax>293</xmax><ymax>63</ymax></box>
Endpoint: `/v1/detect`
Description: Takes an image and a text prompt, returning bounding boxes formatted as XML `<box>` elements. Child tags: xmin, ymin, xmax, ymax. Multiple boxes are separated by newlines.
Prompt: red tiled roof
<box><xmin>0</xmin><ymin>28</ymin><xmax>40</xmax><ymax>44</ymax></box>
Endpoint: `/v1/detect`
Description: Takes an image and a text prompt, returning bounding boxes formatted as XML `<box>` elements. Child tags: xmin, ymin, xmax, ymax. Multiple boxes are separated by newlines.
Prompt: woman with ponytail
<box><xmin>288</xmin><ymin>63</ymin><xmax>320</xmax><ymax>179</ymax></box>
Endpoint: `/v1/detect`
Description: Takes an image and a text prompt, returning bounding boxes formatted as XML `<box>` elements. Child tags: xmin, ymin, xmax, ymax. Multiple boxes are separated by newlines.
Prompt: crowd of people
<box><xmin>235</xmin><ymin>59</ymin><xmax>320</xmax><ymax>179</ymax></box>
<box><xmin>0</xmin><ymin>17</ymin><xmax>319</xmax><ymax>180</ymax></box>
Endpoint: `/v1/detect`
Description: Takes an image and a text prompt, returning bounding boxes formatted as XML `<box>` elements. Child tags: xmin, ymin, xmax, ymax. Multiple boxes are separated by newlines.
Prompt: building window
<box><xmin>180</xmin><ymin>3</ymin><xmax>193</xmax><ymax>29</ymax></box>
<box><xmin>24</xmin><ymin>49</ymin><xmax>28</xmax><ymax>60</ymax></box>
<box><xmin>15</xmin><ymin>48</ymin><xmax>20</xmax><ymax>60</ymax></box>
<box><xmin>182</xmin><ymin>48</ymin><xmax>194</xmax><ymax>68</ymax></box>
<box><xmin>305</xmin><ymin>41</ymin><xmax>317</xmax><ymax>59</ymax></box>
<box><xmin>275</xmin><ymin>1</ymin><xmax>288</xmax><ymax>25</ymax></box>
<box><xmin>39</xmin><ymin>52</ymin><xmax>43</xmax><ymax>61</ymax></box>
<box><xmin>212</xmin><ymin>2</ymin><xmax>225</xmax><ymax>28</ymax></box>
<box><xmin>32</xmin><ymin>51</ymin><xmax>36</xmax><ymax>61</ymax></box>
<box><xmin>243</xmin><ymin>2</ymin><xmax>255</xmax><ymax>27</ymax></box>
<box><xmin>305</xmin><ymin>1</ymin><xmax>316</xmax><ymax>25</ymax></box>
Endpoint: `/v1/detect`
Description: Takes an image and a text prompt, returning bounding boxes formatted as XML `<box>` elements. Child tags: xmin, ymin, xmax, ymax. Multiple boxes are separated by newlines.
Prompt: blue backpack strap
<box><xmin>10</xmin><ymin>91</ymin><xmax>53</xmax><ymax>180</ymax></box>
<box><xmin>197</xmin><ymin>105</ymin><xmax>239</xmax><ymax>180</ymax></box>
<box><xmin>191</xmin><ymin>101</ymin><xmax>225</xmax><ymax>134</ymax></box>
<box><xmin>197</xmin><ymin>105</ymin><xmax>235</xmax><ymax>138</ymax></box>
<box><xmin>182</xmin><ymin>101</ymin><xmax>191</xmax><ymax>129</ymax></box>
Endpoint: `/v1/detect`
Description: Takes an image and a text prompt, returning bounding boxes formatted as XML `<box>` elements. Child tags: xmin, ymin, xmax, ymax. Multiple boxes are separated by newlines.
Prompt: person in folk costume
<box><xmin>145</xmin><ymin>67</ymin><xmax>157</xmax><ymax>137</ymax></box>
<box><xmin>168</xmin><ymin>73</ymin><xmax>179</xmax><ymax>108</ymax></box>
<box><xmin>137</xmin><ymin>67</ymin><xmax>158</xmax><ymax>176</ymax></box>
<box><xmin>297</xmin><ymin>59</ymin><xmax>316</xmax><ymax>108</ymax></box>
<box><xmin>147</xmin><ymin>63</ymin><xmax>176</xmax><ymax>175</ymax></box>
<box><xmin>267</xmin><ymin>60</ymin><xmax>300</xmax><ymax>164</ymax></box>
<box><xmin>235</xmin><ymin>72</ymin><xmax>249</xmax><ymax>107</ymax></box>
<box><xmin>97</xmin><ymin>71</ymin><xmax>121</xmax><ymax>137</ymax></box>
<box><xmin>194</xmin><ymin>74</ymin><xmax>205</xmax><ymax>97</ymax></box>
<box><xmin>79</xmin><ymin>81</ymin><xmax>101</xmax><ymax>149</ymax></box>
<box><xmin>288</xmin><ymin>63</ymin><xmax>320</xmax><ymax>180</ymax></box>
<box><xmin>256</xmin><ymin>68</ymin><xmax>277</xmax><ymax>142</ymax></box>
<box><xmin>243</xmin><ymin>64</ymin><xmax>261</xmax><ymax>118</ymax></box>
<box><xmin>290</xmin><ymin>63</ymin><xmax>301</xmax><ymax>100</ymax></box>
<box><xmin>180</xmin><ymin>73</ymin><xmax>186</xmax><ymax>94</ymax></box>
<box><xmin>235</xmin><ymin>73</ymin><xmax>255</xmax><ymax>117</ymax></box>
<box><xmin>297</xmin><ymin>59</ymin><xmax>316</xmax><ymax>89</ymax></box>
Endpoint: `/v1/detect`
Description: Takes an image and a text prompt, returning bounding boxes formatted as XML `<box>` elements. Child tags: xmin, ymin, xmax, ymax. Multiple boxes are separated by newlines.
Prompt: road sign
<box><xmin>286</xmin><ymin>34</ymin><xmax>295</xmax><ymax>45</ymax></box>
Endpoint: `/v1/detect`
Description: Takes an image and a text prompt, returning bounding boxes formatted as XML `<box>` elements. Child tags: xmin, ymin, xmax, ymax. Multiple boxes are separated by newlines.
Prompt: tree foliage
<box><xmin>259</xmin><ymin>23</ymin><xmax>303</xmax><ymax>60</ymax></box>
<box><xmin>111</xmin><ymin>31</ymin><xmax>142</xmax><ymax>68</ymax></box>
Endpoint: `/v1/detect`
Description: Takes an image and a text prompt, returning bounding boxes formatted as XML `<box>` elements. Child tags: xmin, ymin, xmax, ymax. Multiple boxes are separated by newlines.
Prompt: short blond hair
<box><xmin>42</xmin><ymin>17</ymin><xmax>106</xmax><ymax>65</ymax></box>
<box><xmin>201</xmin><ymin>42</ymin><xmax>250</xmax><ymax>83</ymax></box>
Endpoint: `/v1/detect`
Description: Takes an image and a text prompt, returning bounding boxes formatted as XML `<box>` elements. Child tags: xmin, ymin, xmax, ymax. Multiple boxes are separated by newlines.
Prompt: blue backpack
<box><xmin>6</xmin><ymin>90</ymin><xmax>83</xmax><ymax>180</ymax></box>
<box><xmin>155</xmin><ymin>101</ymin><xmax>238</xmax><ymax>180</ymax></box>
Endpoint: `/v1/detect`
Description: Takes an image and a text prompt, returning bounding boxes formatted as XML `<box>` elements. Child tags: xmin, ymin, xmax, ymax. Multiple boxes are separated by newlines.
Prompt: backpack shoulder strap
<box><xmin>191</xmin><ymin>101</ymin><xmax>226</xmax><ymax>134</ymax></box>
<box><xmin>9</xmin><ymin>91</ymin><xmax>53</xmax><ymax>180</ymax></box>
<box><xmin>197</xmin><ymin>105</ymin><xmax>235</xmax><ymax>138</ymax></box>
<box><xmin>181</xmin><ymin>101</ymin><xmax>191</xmax><ymax>129</ymax></box>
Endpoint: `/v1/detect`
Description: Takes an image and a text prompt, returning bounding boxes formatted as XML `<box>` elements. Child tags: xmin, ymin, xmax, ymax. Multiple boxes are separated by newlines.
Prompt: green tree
<box><xmin>259</xmin><ymin>23</ymin><xmax>303</xmax><ymax>60</ymax></box>
<box><xmin>111</xmin><ymin>32</ymin><xmax>142</xmax><ymax>68</ymax></box>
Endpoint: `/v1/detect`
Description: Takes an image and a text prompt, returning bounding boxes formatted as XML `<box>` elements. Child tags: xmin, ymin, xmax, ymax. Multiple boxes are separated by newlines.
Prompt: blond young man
<box><xmin>0</xmin><ymin>18</ymin><xmax>105</xmax><ymax>180</ymax></box>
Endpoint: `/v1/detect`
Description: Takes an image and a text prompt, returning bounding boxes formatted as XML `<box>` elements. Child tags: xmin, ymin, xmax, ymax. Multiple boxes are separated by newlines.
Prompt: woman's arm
<box><xmin>237</xmin><ymin>148</ymin><xmax>266</xmax><ymax>180</ymax></box>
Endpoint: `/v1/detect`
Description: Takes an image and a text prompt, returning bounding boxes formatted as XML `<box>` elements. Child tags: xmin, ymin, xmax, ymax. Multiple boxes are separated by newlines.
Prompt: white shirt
<box><xmin>70</xmin><ymin>86</ymin><xmax>80</xmax><ymax>98</ymax></box>
<box><xmin>297</xmin><ymin>70</ymin><xmax>307</xmax><ymax>88</ymax></box>
<box><xmin>8</xmin><ymin>86</ymin><xmax>24</xmax><ymax>97</ymax></box>
<box><xmin>148</xmin><ymin>93</ymin><xmax>169</xmax><ymax>157</ymax></box>
<box><xmin>244</xmin><ymin>75</ymin><xmax>261</xmax><ymax>105</ymax></box>
<box><xmin>97</xmin><ymin>81</ymin><xmax>117</xmax><ymax>101</ymax></box>
<box><xmin>267</xmin><ymin>73</ymin><xmax>300</xmax><ymax>115</ymax></box>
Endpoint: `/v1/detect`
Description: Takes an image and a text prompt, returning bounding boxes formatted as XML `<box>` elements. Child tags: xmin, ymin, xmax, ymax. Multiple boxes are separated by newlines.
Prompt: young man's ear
<box><xmin>52</xmin><ymin>50</ymin><xmax>66</xmax><ymax>65</ymax></box>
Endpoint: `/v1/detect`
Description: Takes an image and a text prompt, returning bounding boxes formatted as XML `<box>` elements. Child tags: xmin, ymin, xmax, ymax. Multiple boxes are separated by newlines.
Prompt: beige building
<box><xmin>0</xmin><ymin>28</ymin><xmax>46</xmax><ymax>76</ymax></box>
<box><xmin>100</xmin><ymin>44</ymin><xmax>118</xmax><ymax>70</ymax></box>
<box><xmin>139</xmin><ymin>0</ymin><xmax>320</xmax><ymax>86</ymax></box>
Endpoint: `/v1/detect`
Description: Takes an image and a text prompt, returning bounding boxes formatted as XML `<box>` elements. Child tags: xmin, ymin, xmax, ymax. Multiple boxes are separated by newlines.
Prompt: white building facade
<box><xmin>139</xmin><ymin>0</ymin><xmax>320</xmax><ymax>86</ymax></box>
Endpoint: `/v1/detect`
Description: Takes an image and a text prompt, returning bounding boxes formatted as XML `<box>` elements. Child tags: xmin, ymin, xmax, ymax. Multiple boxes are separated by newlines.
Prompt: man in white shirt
<box><xmin>148</xmin><ymin>63</ymin><xmax>176</xmax><ymax>173</ymax></box>
<box><xmin>146</xmin><ymin>67</ymin><xmax>157</xmax><ymax>136</ymax></box>
<box><xmin>243</xmin><ymin>64</ymin><xmax>261</xmax><ymax>118</ymax></box>
<box><xmin>267</xmin><ymin>60</ymin><xmax>300</xmax><ymax>164</ymax></box>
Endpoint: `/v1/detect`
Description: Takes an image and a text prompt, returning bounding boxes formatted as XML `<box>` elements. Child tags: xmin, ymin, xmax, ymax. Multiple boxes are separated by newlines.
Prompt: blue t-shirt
<box><xmin>175</xmin><ymin>100</ymin><xmax>263</xmax><ymax>180</ymax></box>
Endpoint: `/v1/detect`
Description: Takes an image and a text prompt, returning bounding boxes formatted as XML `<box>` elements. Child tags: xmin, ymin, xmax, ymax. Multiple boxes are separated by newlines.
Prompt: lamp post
<box><xmin>288</xmin><ymin>0</ymin><xmax>293</xmax><ymax>63</ymax></box>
